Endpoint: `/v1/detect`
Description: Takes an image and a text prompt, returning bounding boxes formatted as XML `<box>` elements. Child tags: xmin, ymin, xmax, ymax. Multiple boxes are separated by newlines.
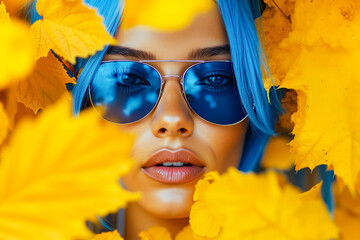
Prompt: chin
<box><xmin>139</xmin><ymin>186</ymin><xmax>195</xmax><ymax>219</ymax></box>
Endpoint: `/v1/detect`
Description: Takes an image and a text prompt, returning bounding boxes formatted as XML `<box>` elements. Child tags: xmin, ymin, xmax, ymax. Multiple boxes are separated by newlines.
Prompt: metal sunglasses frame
<box><xmin>89</xmin><ymin>59</ymin><xmax>249</xmax><ymax>126</ymax></box>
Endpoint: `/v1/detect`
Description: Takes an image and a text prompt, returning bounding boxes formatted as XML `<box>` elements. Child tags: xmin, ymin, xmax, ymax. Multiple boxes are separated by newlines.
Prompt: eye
<box><xmin>116</xmin><ymin>73</ymin><xmax>145</xmax><ymax>85</ymax></box>
<box><xmin>111</xmin><ymin>69</ymin><xmax>150</xmax><ymax>93</ymax></box>
<box><xmin>197</xmin><ymin>71</ymin><xmax>234</xmax><ymax>92</ymax></box>
<box><xmin>202</xmin><ymin>75</ymin><xmax>228</xmax><ymax>86</ymax></box>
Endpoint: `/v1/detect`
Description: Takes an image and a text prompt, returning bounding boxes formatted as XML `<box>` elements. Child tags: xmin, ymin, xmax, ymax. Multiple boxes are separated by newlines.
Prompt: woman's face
<box><xmin>104</xmin><ymin>5</ymin><xmax>249</xmax><ymax>218</ymax></box>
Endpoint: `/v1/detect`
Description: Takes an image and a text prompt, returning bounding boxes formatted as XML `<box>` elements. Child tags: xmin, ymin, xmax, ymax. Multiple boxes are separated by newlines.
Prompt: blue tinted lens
<box><xmin>184</xmin><ymin>61</ymin><xmax>246</xmax><ymax>125</ymax></box>
<box><xmin>90</xmin><ymin>61</ymin><xmax>161</xmax><ymax>123</ymax></box>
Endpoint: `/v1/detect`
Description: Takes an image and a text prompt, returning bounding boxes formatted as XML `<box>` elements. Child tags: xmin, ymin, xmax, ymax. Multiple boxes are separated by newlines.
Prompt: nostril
<box><xmin>159</xmin><ymin>128</ymin><xmax>166</xmax><ymax>134</ymax></box>
<box><xmin>179</xmin><ymin>128</ymin><xmax>187</xmax><ymax>134</ymax></box>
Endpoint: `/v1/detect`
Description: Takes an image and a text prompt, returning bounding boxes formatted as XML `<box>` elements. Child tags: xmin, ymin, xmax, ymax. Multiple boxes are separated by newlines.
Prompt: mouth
<box><xmin>142</xmin><ymin>148</ymin><xmax>206</xmax><ymax>184</ymax></box>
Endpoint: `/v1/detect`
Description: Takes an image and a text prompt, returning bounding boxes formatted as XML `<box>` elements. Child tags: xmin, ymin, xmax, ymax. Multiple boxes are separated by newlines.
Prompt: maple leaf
<box><xmin>138</xmin><ymin>226</ymin><xmax>172</xmax><ymax>240</ymax></box>
<box><xmin>190</xmin><ymin>168</ymin><xmax>338</xmax><ymax>240</ymax></box>
<box><xmin>121</xmin><ymin>0</ymin><xmax>215</xmax><ymax>31</ymax></box>
<box><xmin>16</xmin><ymin>51</ymin><xmax>75</xmax><ymax>113</ymax></box>
<box><xmin>0</xmin><ymin>96</ymin><xmax>140</xmax><ymax>240</ymax></box>
<box><xmin>0</xmin><ymin>3</ymin><xmax>34</xmax><ymax>90</ymax></box>
<box><xmin>272</xmin><ymin>0</ymin><xmax>360</xmax><ymax>193</ymax></box>
<box><xmin>30</xmin><ymin>0</ymin><xmax>116</xmax><ymax>63</ymax></box>
<box><xmin>261</xmin><ymin>0</ymin><xmax>295</xmax><ymax>91</ymax></box>
<box><xmin>261</xmin><ymin>136</ymin><xmax>295</xmax><ymax>170</ymax></box>
<box><xmin>91</xmin><ymin>230</ymin><xmax>123</xmax><ymax>240</ymax></box>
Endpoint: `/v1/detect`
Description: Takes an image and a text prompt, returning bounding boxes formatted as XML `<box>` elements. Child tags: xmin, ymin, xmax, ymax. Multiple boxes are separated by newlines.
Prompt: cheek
<box><xmin>196</xmin><ymin>119</ymin><xmax>249</xmax><ymax>173</ymax></box>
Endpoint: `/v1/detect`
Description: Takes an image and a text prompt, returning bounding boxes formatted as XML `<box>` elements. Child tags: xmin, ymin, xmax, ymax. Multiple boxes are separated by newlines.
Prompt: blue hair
<box><xmin>29</xmin><ymin>0</ymin><xmax>282</xmax><ymax>171</ymax></box>
<box><xmin>28</xmin><ymin>0</ymin><xmax>337</xmax><ymax>226</ymax></box>
<box><xmin>217</xmin><ymin>0</ymin><xmax>282</xmax><ymax>171</ymax></box>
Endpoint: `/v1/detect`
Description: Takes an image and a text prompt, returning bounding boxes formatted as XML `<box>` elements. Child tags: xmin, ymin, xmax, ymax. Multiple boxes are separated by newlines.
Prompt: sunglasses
<box><xmin>89</xmin><ymin>60</ymin><xmax>247</xmax><ymax>125</ymax></box>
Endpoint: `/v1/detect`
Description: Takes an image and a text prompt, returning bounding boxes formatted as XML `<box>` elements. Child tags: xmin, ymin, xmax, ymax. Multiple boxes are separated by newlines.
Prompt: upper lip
<box><xmin>142</xmin><ymin>148</ymin><xmax>205</xmax><ymax>168</ymax></box>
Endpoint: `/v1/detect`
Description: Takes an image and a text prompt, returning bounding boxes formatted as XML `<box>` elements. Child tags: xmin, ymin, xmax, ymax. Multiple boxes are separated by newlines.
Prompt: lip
<box><xmin>142</xmin><ymin>148</ymin><xmax>205</xmax><ymax>184</ymax></box>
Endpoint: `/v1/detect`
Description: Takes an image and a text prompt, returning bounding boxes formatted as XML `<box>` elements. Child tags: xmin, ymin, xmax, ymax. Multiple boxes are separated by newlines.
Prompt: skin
<box><xmin>103</xmin><ymin>5</ymin><xmax>249</xmax><ymax>239</ymax></box>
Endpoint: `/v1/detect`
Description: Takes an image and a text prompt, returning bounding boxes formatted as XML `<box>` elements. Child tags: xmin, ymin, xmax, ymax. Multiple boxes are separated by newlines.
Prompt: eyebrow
<box><xmin>189</xmin><ymin>44</ymin><xmax>230</xmax><ymax>59</ymax></box>
<box><xmin>106</xmin><ymin>46</ymin><xmax>156</xmax><ymax>59</ymax></box>
<box><xmin>106</xmin><ymin>44</ymin><xmax>231</xmax><ymax>60</ymax></box>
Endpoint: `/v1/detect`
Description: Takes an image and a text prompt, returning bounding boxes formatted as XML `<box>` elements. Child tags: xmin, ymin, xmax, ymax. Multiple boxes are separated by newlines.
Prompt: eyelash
<box><xmin>197</xmin><ymin>71</ymin><xmax>234</xmax><ymax>92</ymax></box>
<box><xmin>110</xmin><ymin>68</ymin><xmax>150</xmax><ymax>93</ymax></box>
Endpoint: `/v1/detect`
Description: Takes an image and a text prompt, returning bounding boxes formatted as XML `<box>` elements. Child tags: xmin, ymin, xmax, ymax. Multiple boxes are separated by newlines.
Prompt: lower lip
<box><xmin>142</xmin><ymin>166</ymin><xmax>205</xmax><ymax>184</ymax></box>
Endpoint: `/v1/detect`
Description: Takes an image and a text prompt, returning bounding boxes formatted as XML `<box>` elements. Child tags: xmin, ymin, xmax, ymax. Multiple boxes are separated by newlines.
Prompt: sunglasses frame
<box><xmin>89</xmin><ymin>59</ymin><xmax>248</xmax><ymax>126</ymax></box>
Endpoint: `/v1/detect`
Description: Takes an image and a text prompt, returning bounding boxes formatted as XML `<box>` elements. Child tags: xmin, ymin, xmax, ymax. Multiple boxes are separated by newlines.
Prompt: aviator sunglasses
<box><xmin>89</xmin><ymin>60</ymin><xmax>247</xmax><ymax>125</ymax></box>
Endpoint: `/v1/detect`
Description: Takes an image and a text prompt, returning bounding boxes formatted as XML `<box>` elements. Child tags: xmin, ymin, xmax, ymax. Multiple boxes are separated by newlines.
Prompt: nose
<box><xmin>151</xmin><ymin>78</ymin><xmax>194</xmax><ymax>138</ymax></box>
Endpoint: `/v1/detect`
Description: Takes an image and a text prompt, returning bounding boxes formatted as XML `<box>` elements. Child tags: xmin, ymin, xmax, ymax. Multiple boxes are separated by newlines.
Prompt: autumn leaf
<box><xmin>0</xmin><ymin>96</ymin><xmax>140</xmax><ymax>240</ymax></box>
<box><xmin>16</xmin><ymin>51</ymin><xmax>75</xmax><ymax>113</ymax></box>
<box><xmin>1</xmin><ymin>0</ymin><xmax>30</xmax><ymax>16</ymax></box>
<box><xmin>30</xmin><ymin>0</ymin><xmax>116</xmax><ymax>63</ymax></box>
<box><xmin>261</xmin><ymin>136</ymin><xmax>295</xmax><ymax>170</ymax></box>
<box><xmin>268</xmin><ymin>0</ymin><xmax>360</xmax><ymax>194</ymax></box>
<box><xmin>121</xmin><ymin>0</ymin><xmax>215</xmax><ymax>31</ymax></box>
<box><xmin>0</xmin><ymin>2</ymin><xmax>10</xmax><ymax>23</ymax></box>
<box><xmin>262</xmin><ymin>0</ymin><xmax>295</xmax><ymax>91</ymax></box>
<box><xmin>0</xmin><ymin>102</ymin><xmax>9</xmax><ymax>145</ymax></box>
<box><xmin>0</xmin><ymin>3</ymin><xmax>34</xmax><ymax>90</ymax></box>
<box><xmin>175</xmin><ymin>225</ymin><xmax>210</xmax><ymax>240</ymax></box>
<box><xmin>190</xmin><ymin>168</ymin><xmax>338</xmax><ymax>240</ymax></box>
<box><xmin>189</xmin><ymin>174</ymin><xmax>222</xmax><ymax>238</ymax></box>
<box><xmin>90</xmin><ymin>230</ymin><xmax>124</xmax><ymax>240</ymax></box>
<box><xmin>334</xmin><ymin>183</ymin><xmax>360</xmax><ymax>240</ymax></box>
<box><xmin>139</xmin><ymin>226</ymin><xmax>172</xmax><ymax>240</ymax></box>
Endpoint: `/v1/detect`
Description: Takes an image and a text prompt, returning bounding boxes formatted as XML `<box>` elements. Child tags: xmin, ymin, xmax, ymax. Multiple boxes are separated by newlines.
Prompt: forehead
<box><xmin>112</xmin><ymin>5</ymin><xmax>229</xmax><ymax>60</ymax></box>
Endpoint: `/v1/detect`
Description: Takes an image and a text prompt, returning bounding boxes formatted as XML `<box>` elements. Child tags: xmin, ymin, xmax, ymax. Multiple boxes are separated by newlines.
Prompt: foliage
<box><xmin>189</xmin><ymin>169</ymin><xmax>338</xmax><ymax>240</ymax></box>
<box><xmin>0</xmin><ymin>0</ymin><xmax>358</xmax><ymax>239</ymax></box>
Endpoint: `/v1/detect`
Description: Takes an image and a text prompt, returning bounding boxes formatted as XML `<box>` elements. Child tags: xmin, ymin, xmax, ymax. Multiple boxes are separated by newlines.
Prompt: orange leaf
<box><xmin>0</xmin><ymin>2</ymin><xmax>10</xmax><ymax>23</ymax></box>
<box><xmin>16</xmin><ymin>51</ymin><xmax>75</xmax><ymax>113</ymax></box>
<box><xmin>1</xmin><ymin>0</ymin><xmax>30</xmax><ymax>16</ymax></box>
<box><xmin>334</xmin><ymin>183</ymin><xmax>360</xmax><ymax>240</ymax></box>
<box><xmin>0</xmin><ymin>102</ymin><xmax>9</xmax><ymax>145</ymax></box>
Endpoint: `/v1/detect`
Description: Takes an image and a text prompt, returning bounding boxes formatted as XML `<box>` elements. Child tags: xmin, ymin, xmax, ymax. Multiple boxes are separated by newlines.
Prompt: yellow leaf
<box><xmin>190</xmin><ymin>175</ymin><xmax>222</xmax><ymax>238</ymax></box>
<box><xmin>0</xmin><ymin>19</ymin><xmax>34</xmax><ymax>89</ymax></box>
<box><xmin>16</xmin><ymin>51</ymin><xmax>75</xmax><ymax>113</ymax></box>
<box><xmin>261</xmin><ymin>136</ymin><xmax>295</xmax><ymax>170</ymax></box>
<box><xmin>91</xmin><ymin>230</ymin><xmax>124</xmax><ymax>240</ymax></box>
<box><xmin>0</xmin><ymin>102</ymin><xmax>9</xmax><ymax>145</ymax></box>
<box><xmin>121</xmin><ymin>0</ymin><xmax>215</xmax><ymax>31</ymax></box>
<box><xmin>262</xmin><ymin>0</ymin><xmax>295</xmax><ymax>91</ymax></box>
<box><xmin>175</xmin><ymin>225</ymin><xmax>209</xmax><ymax>240</ymax></box>
<box><xmin>0</xmin><ymin>87</ymin><xmax>18</xmax><ymax>131</ymax></box>
<box><xmin>264</xmin><ymin>0</ymin><xmax>360</xmax><ymax>192</ymax></box>
<box><xmin>300</xmin><ymin>181</ymin><xmax>322</xmax><ymax>200</ymax></box>
<box><xmin>334</xmin><ymin>183</ymin><xmax>360</xmax><ymax>240</ymax></box>
<box><xmin>1</xmin><ymin>0</ymin><xmax>30</xmax><ymax>16</ymax></box>
<box><xmin>0</xmin><ymin>2</ymin><xmax>10</xmax><ymax>23</ymax></box>
<box><xmin>138</xmin><ymin>226</ymin><xmax>172</xmax><ymax>240</ymax></box>
<box><xmin>30</xmin><ymin>0</ymin><xmax>116</xmax><ymax>63</ymax></box>
<box><xmin>0</xmin><ymin>96</ymin><xmax>140</xmax><ymax>240</ymax></box>
<box><xmin>191</xmin><ymin>168</ymin><xmax>338</xmax><ymax>240</ymax></box>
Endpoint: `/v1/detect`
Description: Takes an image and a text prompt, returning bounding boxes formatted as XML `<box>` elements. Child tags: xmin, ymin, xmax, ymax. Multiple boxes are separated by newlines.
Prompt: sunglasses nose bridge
<box><xmin>161</xmin><ymin>74</ymin><xmax>183</xmax><ymax>80</ymax></box>
<box><xmin>160</xmin><ymin>74</ymin><xmax>184</xmax><ymax>91</ymax></box>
